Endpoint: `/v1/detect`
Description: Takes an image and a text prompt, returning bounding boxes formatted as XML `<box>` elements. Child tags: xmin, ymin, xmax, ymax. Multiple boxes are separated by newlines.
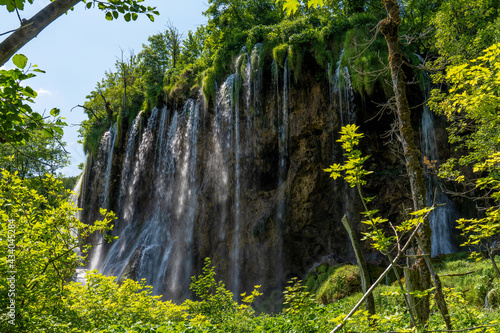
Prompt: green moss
<box><xmin>115</xmin><ymin>112</ymin><xmax>123</xmax><ymax>150</ymax></box>
<box><xmin>288</xmin><ymin>44</ymin><xmax>304</xmax><ymax>80</ymax></box>
<box><xmin>272</xmin><ymin>43</ymin><xmax>289</xmax><ymax>68</ymax></box>
<box><xmin>202</xmin><ymin>67</ymin><xmax>217</xmax><ymax>106</ymax></box>
<box><xmin>83</xmin><ymin>124</ymin><xmax>107</xmax><ymax>157</ymax></box>
<box><xmin>316</xmin><ymin>265</ymin><xmax>361</xmax><ymax>304</ymax></box>
<box><xmin>342</xmin><ymin>27</ymin><xmax>390</xmax><ymax>97</ymax></box>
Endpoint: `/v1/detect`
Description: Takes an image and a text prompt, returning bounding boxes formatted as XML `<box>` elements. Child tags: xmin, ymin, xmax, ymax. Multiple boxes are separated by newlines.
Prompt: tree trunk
<box><xmin>0</xmin><ymin>0</ymin><xmax>81</xmax><ymax>66</ymax></box>
<box><xmin>379</xmin><ymin>0</ymin><xmax>432</xmax><ymax>325</ymax></box>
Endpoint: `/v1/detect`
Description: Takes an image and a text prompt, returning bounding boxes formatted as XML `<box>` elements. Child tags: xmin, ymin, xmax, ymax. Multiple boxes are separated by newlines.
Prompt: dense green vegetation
<box><xmin>78</xmin><ymin>0</ymin><xmax>397</xmax><ymax>155</ymax></box>
<box><xmin>2</xmin><ymin>0</ymin><xmax>500</xmax><ymax>331</ymax></box>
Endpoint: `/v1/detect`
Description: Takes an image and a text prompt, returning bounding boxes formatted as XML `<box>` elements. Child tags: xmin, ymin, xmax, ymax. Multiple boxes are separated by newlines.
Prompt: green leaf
<box><xmin>307</xmin><ymin>0</ymin><xmax>323</xmax><ymax>8</ymax></box>
<box><xmin>50</xmin><ymin>108</ymin><xmax>60</xmax><ymax>117</ymax></box>
<box><xmin>14</xmin><ymin>0</ymin><xmax>24</xmax><ymax>10</ymax></box>
<box><xmin>124</xmin><ymin>12</ymin><xmax>131</xmax><ymax>22</ymax></box>
<box><xmin>112</xmin><ymin>10</ymin><xmax>118</xmax><ymax>19</ymax></box>
<box><xmin>105</xmin><ymin>11</ymin><xmax>113</xmax><ymax>20</ymax></box>
<box><xmin>281</xmin><ymin>0</ymin><xmax>300</xmax><ymax>15</ymax></box>
<box><xmin>12</xmin><ymin>54</ymin><xmax>28</xmax><ymax>69</ymax></box>
<box><xmin>146</xmin><ymin>13</ymin><xmax>154</xmax><ymax>22</ymax></box>
<box><xmin>42</xmin><ymin>128</ymin><xmax>53</xmax><ymax>138</ymax></box>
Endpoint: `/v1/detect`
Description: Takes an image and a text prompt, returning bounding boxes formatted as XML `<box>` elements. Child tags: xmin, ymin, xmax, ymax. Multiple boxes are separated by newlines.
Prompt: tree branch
<box><xmin>72</xmin><ymin>104</ymin><xmax>103</xmax><ymax>126</ymax></box>
<box><xmin>0</xmin><ymin>0</ymin><xmax>82</xmax><ymax>66</ymax></box>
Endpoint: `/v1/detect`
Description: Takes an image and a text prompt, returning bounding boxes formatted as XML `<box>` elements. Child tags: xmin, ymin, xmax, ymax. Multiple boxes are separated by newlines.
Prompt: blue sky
<box><xmin>1</xmin><ymin>0</ymin><xmax>207</xmax><ymax>177</ymax></box>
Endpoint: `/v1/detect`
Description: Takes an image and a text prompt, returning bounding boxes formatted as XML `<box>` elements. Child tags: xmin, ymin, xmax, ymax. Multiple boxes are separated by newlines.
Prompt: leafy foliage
<box><xmin>0</xmin><ymin>128</ymin><xmax>69</xmax><ymax>181</ymax></box>
<box><xmin>82</xmin><ymin>0</ymin><xmax>159</xmax><ymax>22</ymax></box>
<box><xmin>61</xmin><ymin>272</ymin><xmax>186</xmax><ymax>331</ymax></box>
<box><xmin>0</xmin><ymin>55</ymin><xmax>65</xmax><ymax>145</ymax></box>
<box><xmin>0</xmin><ymin>170</ymin><xmax>115</xmax><ymax>331</ymax></box>
<box><xmin>0</xmin><ymin>0</ymin><xmax>159</xmax><ymax>23</ymax></box>
<box><xmin>431</xmin><ymin>0</ymin><xmax>500</xmax><ymax>65</ymax></box>
<box><xmin>430</xmin><ymin>43</ymin><xmax>500</xmax><ymax>261</ymax></box>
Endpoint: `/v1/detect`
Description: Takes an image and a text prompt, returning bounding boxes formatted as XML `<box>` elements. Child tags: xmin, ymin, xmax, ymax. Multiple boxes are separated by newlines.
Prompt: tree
<box><xmin>180</xmin><ymin>30</ymin><xmax>204</xmax><ymax>66</ymax></box>
<box><xmin>0</xmin><ymin>128</ymin><xmax>70</xmax><ymax>180</ymax></box>
<box><xmin>377</xmin><ymin>2</ymin><xmax>433</xmax><ymax>324</ymax></box>
<box><xmin>78</xmin><ymin>53</ymin><xmax>144</xmax><ymax>155</ymax></box>
<box><xmin>0</xmin><ymin>170</ymin><xmax>115</xmax><ymax>331</ymax></box>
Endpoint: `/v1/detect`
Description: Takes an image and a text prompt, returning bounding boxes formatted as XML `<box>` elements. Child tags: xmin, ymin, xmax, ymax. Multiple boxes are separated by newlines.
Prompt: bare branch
<box><xmin>72</xmin><ymin>104</ymin><xmax>103</xmax><ymax>126</ymax></box>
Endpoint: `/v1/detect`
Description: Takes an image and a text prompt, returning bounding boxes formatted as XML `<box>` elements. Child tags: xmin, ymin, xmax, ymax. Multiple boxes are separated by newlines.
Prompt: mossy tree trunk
<box><xmin>379</xmin><ymin>0</ymin><xmax>432</xmax><ymax>326</ymax></box>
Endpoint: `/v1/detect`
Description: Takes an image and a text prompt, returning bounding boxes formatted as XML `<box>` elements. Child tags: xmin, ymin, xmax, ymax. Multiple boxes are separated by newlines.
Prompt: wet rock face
<box><xmin>79</xmin><ymin>56</ymin><xmax>450</xmax><ymax>304</ymax></box>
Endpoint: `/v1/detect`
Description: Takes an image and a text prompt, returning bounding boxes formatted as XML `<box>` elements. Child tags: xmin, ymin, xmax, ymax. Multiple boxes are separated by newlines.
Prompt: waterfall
<box><xmin>117</xmin><ymin>110</ymin><xmax>143</xmax><ymax>216</ymax></box>
<box><xmin>279</xmin><ymin>57</ymin><xmax>289</xmax><ymax>186</ymax></box>
<box><xmin>251</xmin><ymin>43</ymin><xmax>263</xmax><ymax>122</ymax></box>
<box><xmin>79</xmin><ymin>43</ymin><xmax>448</xmax><ymax>304</ymax></box>
<box><xmin>272</xmin><ymin>59</ymin><xmax>279</xmax><ymax>133</ymax></box>
<box><xmin>87</xmin><ymin>124</ymin><xmax>117</xmax><ymax>271</ymax></box>
<box><xmin>274</xmin><ymin>56</ymin><xmax>290</xmax><ymax>293</ymax></box>
<box><xmin>233</xmin><ymin>72</ymin><xmax>242</xmax><ymax>296</ymax></box>
<box><xmin>420</xmin><ymin>84</ymin><xmax>458</xmax><ymax>256</ymax></box>
<box><xmin>213</xmin><ymin>79</ymin><xmax>230</xmax><ymax>240</ymax></box>
<box><xmin>216</xmin><ymin>73</ymin><xmax>242</xmax><ymax>295</ymax></box>
<box><xmin>334</xmin><ymin>49</ymin><xmax>355</xmax><ymax>127</ymax></box>
<box><xmin>101</xmin><ymin>122</ymin><xmax>118</xmax><ymax>209</ymax></box>
<box><xmin>415</xmin><ymin>54</ymin><xmax>457</xmax><ymax>256</ymax></box>
<box><xmin>97</xmin><ymin>108</ymin><xmax>160</xmax><ymax>276</ymax></box>
<box><xmin>70</xmin><ymin>174</ymin><xmax>87</xmax><ymax>284</ymax></box>
<box><xmin>167</xmin><ymin>100</ymin><xmax>200</xmax><ymax>300</ymax></box>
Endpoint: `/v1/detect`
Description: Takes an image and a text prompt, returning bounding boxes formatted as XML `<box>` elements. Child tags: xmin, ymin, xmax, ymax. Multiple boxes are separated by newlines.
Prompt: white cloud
<box><xmin>36</xmin><ymin>88</ymin><xmax>53</xmax><ymax>95</ymax></box>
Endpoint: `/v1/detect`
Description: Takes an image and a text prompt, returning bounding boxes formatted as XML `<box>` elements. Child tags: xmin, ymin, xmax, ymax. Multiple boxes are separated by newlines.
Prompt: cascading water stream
<box><xmin>213</xmin><ymin>80</ymin><xmax>230</xmax><ymax>240</ymax></box>
<box><xmin>101</xmin><ymin>122</ymin><xmax>118</xmax><ymax>209</ymax></box>
<box><xmin>251</xmin><ymin>44</ymin><xmax>263</xmax><ymax>122</ymax></box>
<box><xmin>274</xmin><ymin>56</ymin><xmax>290</xmax><ymax>292</ymax></box>
<box><xmin>419</xmin><ymin>75</ymin><xmax>458</xmax><ymax>256</ymax></box>
<box><xmin>167</xmin><ymin>99</ymin><xmax>200</xmax><ymax>300</ymax></box>
<box><xmin>70</xmin><ymin>175</ymin><xmax>87</xmax><ymax>284</ymax></box>
<box><xmin>135</xmin><ymin>106</ymin><xmax>177</xmax><ymax>295</ymax></box>
<box><xmin>97</xmin><ymin>108</ymin><xmax>160</xmax><ymax>276</ymax></box>
<box><xmin>334</xmin><ymin>49</ymin><xmax>355</xmax><ymax>127</ymax></box>
<box><xmin>217</xmin><ymin>73</ymin><xmax>242</xmax><ymax>295</ymax></box>
<box><xmin>87</xmin><ymin>124</ymin><xmax>117</xmax><ymax>271</ymax></box>
<box><xmin>272</xmin><ymin>59</ymin><xmax>279</xmax><ymax>133</ymax></box>
<box><xmin>233</xmin><ymin>72</ymin><xmax>242</xmax><ymax>296</ymax></box>
<box><xmin>117</xmin><ymin>111</ymin><xmax>143</xmax><ymax>216</ymax></box>
<box><xmin>334</xmin><ymin>49</ymin><xmax>357</xmax><ymax>225</ymax></box>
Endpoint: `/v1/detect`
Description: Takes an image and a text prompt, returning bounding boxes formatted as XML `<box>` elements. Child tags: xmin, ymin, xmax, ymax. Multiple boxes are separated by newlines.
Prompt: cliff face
<box><xmin>78</xmin><ymin>46</ymin><xmax>456</xmax><ymax>308</ymax></box>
